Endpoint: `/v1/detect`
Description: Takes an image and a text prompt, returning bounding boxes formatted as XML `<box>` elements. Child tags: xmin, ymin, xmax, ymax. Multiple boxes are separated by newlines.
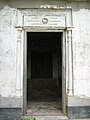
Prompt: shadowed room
<box><xmin>27</xmin><ymin>32</ymin><xmax>63</xmax><ymax>116</ymax></box>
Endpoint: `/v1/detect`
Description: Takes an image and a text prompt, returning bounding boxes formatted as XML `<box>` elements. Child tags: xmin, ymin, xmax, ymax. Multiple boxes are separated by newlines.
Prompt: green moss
<box><xmin>22</xmin><ymin>116</ymin><xmax>36</xmax><ymax>120</ymax></box>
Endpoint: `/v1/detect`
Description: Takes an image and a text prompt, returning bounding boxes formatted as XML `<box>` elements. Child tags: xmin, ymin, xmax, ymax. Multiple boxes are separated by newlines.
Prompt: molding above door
<box><xmin>16</xmin><ymin>8</ymin><xmax>73</xmax><ymax>29</ymax></box>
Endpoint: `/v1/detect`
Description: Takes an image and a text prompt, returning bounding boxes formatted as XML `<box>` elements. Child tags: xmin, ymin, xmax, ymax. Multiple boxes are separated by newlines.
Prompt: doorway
<box><xmin>26</xmin><ymin>32</ymin><xmax>65</xmax><ymax>116</ymax></box>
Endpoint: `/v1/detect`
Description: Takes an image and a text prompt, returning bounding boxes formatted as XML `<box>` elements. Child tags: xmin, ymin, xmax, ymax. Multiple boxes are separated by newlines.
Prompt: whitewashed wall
<box><xmin>0</xmin><ymin>6</ymin><xmax>17</xmax><ymax>97</ymax></box>
<box><xmin>73</xmin><ymin>9</ymin><xmax>90</xmax><ymax>97</ymax></box>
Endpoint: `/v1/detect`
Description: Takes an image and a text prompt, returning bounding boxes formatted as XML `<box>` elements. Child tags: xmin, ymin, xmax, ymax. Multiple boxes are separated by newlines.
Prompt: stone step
<box><xmin>24</xmin><ymin>115</ymin><xmax>68</xmax><ymax>120</ymax></box>
<box><xmin>23</xmin><ymin>116</ymin><xmax>90</xmax><ymax>120</ymax></box>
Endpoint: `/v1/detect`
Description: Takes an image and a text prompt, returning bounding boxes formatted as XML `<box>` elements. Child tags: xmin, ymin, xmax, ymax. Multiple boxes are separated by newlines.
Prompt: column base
<box><xmin>66</xmin><ymin>96</ymin><xmax>90</xmax><ymax>119</ymax></box>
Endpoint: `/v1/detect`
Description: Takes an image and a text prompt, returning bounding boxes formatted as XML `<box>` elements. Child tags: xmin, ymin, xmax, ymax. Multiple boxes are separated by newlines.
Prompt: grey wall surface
<box><xmin>0</xmin><ymin>108</ymin><xmax>21</xmax><ymax>120</ymax></box>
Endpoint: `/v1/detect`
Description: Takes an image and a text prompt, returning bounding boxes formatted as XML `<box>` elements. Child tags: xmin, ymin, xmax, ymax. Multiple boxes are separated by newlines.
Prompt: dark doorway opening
<box><xmin>31</xmin><ymin>51</ymin><xmax>52</xmax><ymax>78</ymax></box>
<box><xmin>27</xmin><ymin>32</ymin><xmax>62</xmax><ymax>116</ymax></box>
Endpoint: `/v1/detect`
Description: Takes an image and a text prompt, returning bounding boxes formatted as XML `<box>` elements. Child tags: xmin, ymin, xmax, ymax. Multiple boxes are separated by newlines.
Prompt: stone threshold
<box><xmin>23</xmin><ymin>115</ymin><xmax>90</xmax><ymax>120</ymax></box>
<box><xmin>24</xmin><ymin>115</ymin><xmax>68</xmax><ymax>120</ymax></box>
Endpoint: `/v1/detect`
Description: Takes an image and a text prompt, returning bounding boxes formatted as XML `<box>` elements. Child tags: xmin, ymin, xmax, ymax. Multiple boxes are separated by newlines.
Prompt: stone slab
<box><xmin>0</xmin><ymin>97</ymin><xmax>22</xmax><ymax>108</ymax></box>
<box><xmin>24</xmin><ymin>115</ymin><xmax>68</xmax><ymax>120</ymax></box>
<box><xmin>67</xmin><ymin>96</ymin><xmax>90</xmax><ymax>106</ymax></box>
<box><xmin>67</xmin><ymin>106</ymin><xmax>90</xmax><ymax>119</ymax></box>
<box><xmin>0</xmin><ymin>108</ymin><xmax>21</xmax><ymax>120</ymax></box>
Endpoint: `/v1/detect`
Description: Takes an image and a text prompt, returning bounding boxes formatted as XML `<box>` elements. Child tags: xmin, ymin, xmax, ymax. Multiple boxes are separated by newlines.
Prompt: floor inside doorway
<box><xmin>26</xmin><ymin>79</ymin><xmax>67</xmax><ymax>119</ymax></box>
<box><xmin>26</xmin><ymin>101</ymin><xmax>68</xmax><ymax>120</ymax></box>
<box><xmin>27</xmin><ymin>101</ymin><xmax>62</xmax><ymax>116</ymax></box>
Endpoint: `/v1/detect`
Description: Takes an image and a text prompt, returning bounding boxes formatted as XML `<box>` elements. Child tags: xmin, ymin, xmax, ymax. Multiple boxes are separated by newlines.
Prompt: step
<box><xmin>24</xmin><ymin>115</ymin><xmax>68</xmax><ymax>120</ymax></box>
<box><xmin>23</xmin><ymin>116</ymin><xmax>90</xmax><ymax>120</ymax></box>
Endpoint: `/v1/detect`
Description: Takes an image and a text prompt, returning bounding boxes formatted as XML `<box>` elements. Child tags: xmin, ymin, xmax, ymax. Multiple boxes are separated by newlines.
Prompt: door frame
<box><xmin>16</xmin><ymin>7</ymin><xmax>73</xmax><ymax>117</ymax></box>
<box><xmin>23</xmin><ymin>27</ymin><xmax>66</xmax><ymax>115</ymax></box>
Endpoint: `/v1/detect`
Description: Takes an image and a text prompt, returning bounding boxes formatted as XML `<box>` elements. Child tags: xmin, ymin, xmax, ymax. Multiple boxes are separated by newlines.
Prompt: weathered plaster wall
<box><xmin>6</xmin><ymin>0</ymin><xmax>90</xmax><ymax>9</ymax></box>
<box><xmin>0</xmin><ymin>0</ymin><xmax>90</xmax><ymax>109</ymax></box>
<box><xmin>0</xmin><ymin>6</ymin><xmax>17</xmax><ymax>98</ymax></box>
<box><xmin>73</xmin><ymin>9</ymin><xmax>90</xmax><ymax>98</ymax></box>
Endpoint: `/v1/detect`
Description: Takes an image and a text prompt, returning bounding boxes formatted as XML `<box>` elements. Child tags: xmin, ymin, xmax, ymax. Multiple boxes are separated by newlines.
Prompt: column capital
<box><xmin>15</xmin><ymin>26</ymin><xmax>23</xmax><ymax>31</ymax></box>
<box><xmin>67</xmin><ymin>30</ymin><xmax>72</xmax><ymax>37</ymax></box>
<box><xmin>17</xmin><ymin>28</ymin><xmax>22</xmax><ymax>42</ymax></box>
<box><xmin>66</xmin><ymin>26</ymin><xmax>74</xmax><ymax>31</ymax></box>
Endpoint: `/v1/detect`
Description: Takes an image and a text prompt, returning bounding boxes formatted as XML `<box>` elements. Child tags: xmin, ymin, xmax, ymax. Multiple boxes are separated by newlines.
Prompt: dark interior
<box><xmin>31</xmin><ymin>51</ymin><xmax>52</xmax><ymax>78</ymax></box>
<box><xmin>27</xmin><ymin>32</ymin><xmax>62</xmax><ymax>102</ymax></box>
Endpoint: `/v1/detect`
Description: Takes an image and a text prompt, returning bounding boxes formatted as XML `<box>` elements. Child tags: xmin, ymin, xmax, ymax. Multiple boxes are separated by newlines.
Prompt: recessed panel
<box><xmin>24</xmin><ymin>15</ymin><xmax>65</xmax><ymax>27</ymax></box>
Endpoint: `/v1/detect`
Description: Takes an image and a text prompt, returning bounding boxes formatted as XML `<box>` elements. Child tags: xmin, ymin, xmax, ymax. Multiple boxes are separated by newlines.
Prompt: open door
<box><xmin>25</xmin><ymin>32</ymin><xmax>66</xmax><ymax>117</ymax></box>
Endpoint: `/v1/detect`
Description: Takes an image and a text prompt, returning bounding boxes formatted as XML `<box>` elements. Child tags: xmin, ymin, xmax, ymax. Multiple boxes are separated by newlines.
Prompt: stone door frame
<box><xmin>24</xmin><ymin>28</ymin><xmax>66</xmax><ymax>115</ymax></box>
<box><xmin>16</xmin><ymin>8</ymin><xmax>74</xmax><ymax>116</ymax></box>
